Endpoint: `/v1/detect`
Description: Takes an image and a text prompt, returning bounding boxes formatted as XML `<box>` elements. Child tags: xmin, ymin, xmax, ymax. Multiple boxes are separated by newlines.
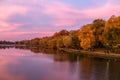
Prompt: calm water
<box><xmin>0</xmin><ymin>47</ymin><xmax>120</xmax><ymax>80</ymax></box>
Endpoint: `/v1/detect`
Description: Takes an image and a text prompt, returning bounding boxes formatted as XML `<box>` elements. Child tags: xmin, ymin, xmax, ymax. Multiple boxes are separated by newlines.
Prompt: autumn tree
<box><xmin>53</xmin><ymin>29</ymin><xmax>69</xmax><ymax>37</ymax></box>
<box><xmin>103</xmin><ymin>28</ymin><xmax>120</xmax><ymax>48</ymax></box>
<box><xmin>78</xmin><ymin>24</ymin><xmax>95</xmax><ymax>50</ymax></box>
<box><xmin>22</xmin><ymin>40</ymin><xmax>30</xmax><ymax>46</ymax></box>
<box><xmin>16</xmin><ymin>15</ymin><xmax>120</xmax><ymax>52</ymax></box>
<box><xmin>63</xmin><ymin>35</ymin><xmax>72</xmax><ymax>48</ymax></box>
<box><xmin>103</xmin><ymin>15</ymin><xmax>120</xmax><ymax>49</ymax></box>
<box><xmin>69</xmin><ymin>30</ymin><xmax>80</xmax><ymax>49</ymax></box>
<box><xmin>30</xmin><ymin>38</ymin><xmax>40</xmax><ymax>46</ymax></box>
<box><xmin>56</xmin><ymin>37</ymin><xmax>64</xmax><ymax>49</ymax></box>
<box><xmin>92</xmin><ymin>19</ymin><xmax>105</xmax><ymax>47</ymax></box>
<box><xmin>39</xmin><ymin>37</ymin><xmax>48</xmax><ymax>48</ymax></box>
<box><xmin>47</xmin><ymin>38</ymin><xmax>57</xmax><ymax>49</ymax></box>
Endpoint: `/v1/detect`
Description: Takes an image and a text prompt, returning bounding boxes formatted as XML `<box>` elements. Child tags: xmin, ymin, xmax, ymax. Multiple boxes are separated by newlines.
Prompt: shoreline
<box><xmin>59</xmin><ymin>48</ymin><xmax>120</xmax><ymax>60</ymax></box>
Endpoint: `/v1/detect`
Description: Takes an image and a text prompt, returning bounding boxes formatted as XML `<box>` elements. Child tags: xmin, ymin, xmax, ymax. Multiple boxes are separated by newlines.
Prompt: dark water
<box><xmin>0</xmin><ymin>47</ymin><xmax>120</xmax><ymax>80</ymax></box>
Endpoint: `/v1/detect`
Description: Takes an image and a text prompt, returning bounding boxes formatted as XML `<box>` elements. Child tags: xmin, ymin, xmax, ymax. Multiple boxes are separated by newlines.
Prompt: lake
<box><xmin>0</xmin><ymin>47</ymin><xmax>120</xmax><ymax>80</ymax></box>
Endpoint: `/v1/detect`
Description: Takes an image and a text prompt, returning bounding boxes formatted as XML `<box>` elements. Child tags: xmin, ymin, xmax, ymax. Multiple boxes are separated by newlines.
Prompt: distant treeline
<box><xmin>0</xmin><ymin>41</ymin><xmax>15</xmax><ymax>45</ymax></box>
<box><xmin>16</xmin><ymin>15</ymin><xmax>120</xmax><ymax>51</ymax></box>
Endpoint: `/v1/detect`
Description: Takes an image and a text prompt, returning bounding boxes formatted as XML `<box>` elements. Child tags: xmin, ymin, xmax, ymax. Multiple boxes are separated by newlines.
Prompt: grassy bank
<box><xmin>59</xmin><ymin>48</ymin><xmax>120</xmax><ymax>60</ymax></box>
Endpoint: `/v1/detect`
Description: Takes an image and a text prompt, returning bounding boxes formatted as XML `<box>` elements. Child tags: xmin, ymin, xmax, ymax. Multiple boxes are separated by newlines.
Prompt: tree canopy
<box><xmin>15</xmin><ymin>15</ymin><xmax>120</xmax><ymax>52</ymax></box>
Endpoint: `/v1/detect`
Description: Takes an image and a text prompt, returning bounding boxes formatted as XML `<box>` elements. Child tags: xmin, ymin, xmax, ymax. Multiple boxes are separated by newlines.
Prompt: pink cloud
<box><xmin>41</xmin><ymin>2</ymin><xmax>85</xmax><ymax>27</ymax></box>
<box><xmin>0</xmin><ymin>31</ymin><xmax>54</xmax><ymax>41</ymax></box>
<box><xmin>40</xmin><ymin>2</ymin><xmax>120</xmax><ymax>27</ymax></box>
<box><xmin>0</xmin><ymin>4</ymin><xmax>28</xmax><ymax>32</ymax></box>
<box><xmin>0</xmin><ymin>21</ymin><xmax>22</xmax><ymax>32</ymax></box>
<box><xmin>0</xmin><ymin>5</ymin><xmax>27</xmax><ymax>20</ymax></box>
<box><xmin>83</xmin><ymin>3</ymin><xmax>120</xmax><ymax>19</ymax></box>
<box><xmin>0</xmin><ymin>0</ymin><xmax>120</xmax><ymax>40</ymax></box>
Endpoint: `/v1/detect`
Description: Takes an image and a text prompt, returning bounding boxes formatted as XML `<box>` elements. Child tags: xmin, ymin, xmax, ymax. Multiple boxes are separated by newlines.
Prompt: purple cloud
<box><xmin>0</xmin><ymin>0</ymin><xmax>120</xmax><ymax>40</ymax></box>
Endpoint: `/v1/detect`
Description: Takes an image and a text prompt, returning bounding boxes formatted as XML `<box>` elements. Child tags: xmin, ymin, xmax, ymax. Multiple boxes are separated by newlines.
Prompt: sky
<box><xmin>0</xmin><ymin>0</ymin><xmax>120</xmax><ymax>41</ymax></box>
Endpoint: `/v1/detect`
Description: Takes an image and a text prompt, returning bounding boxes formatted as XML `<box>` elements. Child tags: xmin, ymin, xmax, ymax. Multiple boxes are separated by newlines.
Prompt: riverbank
<box><xmin>59</xmin><ymin>48</ymin><xmax>120</xmax><ymax>60</ymax></box>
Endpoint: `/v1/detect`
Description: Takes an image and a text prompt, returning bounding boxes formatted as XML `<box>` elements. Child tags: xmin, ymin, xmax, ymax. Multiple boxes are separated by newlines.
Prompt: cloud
<box><xmin>0</xmin><ymin>4</ymin><xmax>27</xmax><ymax>20</ymax></box>
<box><xmin>83</xmin><ymin>3</ymin><xmax>120</xmax><ymax>19</ymax></box>
<box><xmin>0</xmin><ymin>21</ymin><xmax>23</xmax><ymax>32</ymax></box>
<box><xmin>38</xmin><ymin>1</ymin><xmax>85</xmax><ymax>27</ymax></box>
<box><xmin>0</xmin><ymin>4</ymin><xmax>28</xmax><ymax>32</ymax></box>
<box><xmin>37</xmin><ymin>1</ymin><xmax>120</xmax><ymax>27</ymax></box>
<box><xmin>0</xmin><ymin>0</ymin><xmax>120</xmax><ymax>40</ymax></box>
<box><xmin>5</xmin><ymin>0</ymin><xmax>120</xmax><ymax>29</ymax></box>
<box><xmin>0</xmin><ymin>31</ymin><xmax>54</xmax><ymax>41</ymax></box>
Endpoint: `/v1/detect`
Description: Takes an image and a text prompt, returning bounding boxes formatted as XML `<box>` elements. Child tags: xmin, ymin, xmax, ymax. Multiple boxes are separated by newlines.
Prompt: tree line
<box><xmin>16</xmin><ymin>15</ymin><xmax>120</xmax><ymax>52</ymax></box>
<box><xmin>0</xmin><ymin>41</ymin><xmax>15</xmax><ymax>45</ymax></box>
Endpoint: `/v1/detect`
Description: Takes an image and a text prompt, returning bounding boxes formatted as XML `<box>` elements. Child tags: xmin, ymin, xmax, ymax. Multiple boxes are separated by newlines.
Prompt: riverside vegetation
<box><xmin>15</xmin><ymin>15</ymin><xmax>120</xmax><ymax>55</ymax></box>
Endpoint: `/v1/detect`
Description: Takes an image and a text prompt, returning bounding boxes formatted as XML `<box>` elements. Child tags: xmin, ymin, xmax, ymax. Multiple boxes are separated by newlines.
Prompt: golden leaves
<box><xmin>78</xmin><ymin>24</ymin><xmax>95</xmax><ymax>50</ymax></box>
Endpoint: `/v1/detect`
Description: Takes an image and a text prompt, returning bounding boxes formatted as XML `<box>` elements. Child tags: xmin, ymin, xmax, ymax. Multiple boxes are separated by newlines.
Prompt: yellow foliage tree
<box><xmin>56</xmin><ymin>37</ymin><xmax>64</xmax><ymax>49</ymax></box>
<box><xmin>105</xmin><ymin>15</ymin><xmax>120</xmax><ymax>32</ymax></box>
<box><xmin>78</xmin><ymin>24</ymin><xmax>95</xmax><ymax>50</ymax></box>
<box><xmin>92</xmin><ymin>19</ymin><xmax>105</xmax><ymax>47</ymax></box>
<box><xmin>63</xmin><ymin>36</ymin><xmax>72</xmax><ymax>48</ymax></box>
<box><xmin>103</xmin><ymin>15</ymin><xmax>120</xmax><ymax>48</ymax></box>
<box><xmin>47</xmin><ymin>38</ymin><xmax>57</xmax><ymax>49</ymax></box>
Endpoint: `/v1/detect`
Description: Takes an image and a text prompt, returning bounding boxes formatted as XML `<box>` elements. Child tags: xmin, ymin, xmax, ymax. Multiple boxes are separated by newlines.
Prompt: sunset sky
<box><xmin>0</xmin><ymin>0</ymin><xmax>120</xmax><ymax>41</ymax></box>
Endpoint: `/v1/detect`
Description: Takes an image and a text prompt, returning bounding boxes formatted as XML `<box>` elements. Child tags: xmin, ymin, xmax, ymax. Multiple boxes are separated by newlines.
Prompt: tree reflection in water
<box><xmin>15</xmin><ymin>46</ymin><xmax>82</xmax><ymax>62</ymax></box>
<box><xmin>0</xmin><ymin>46</ymin><xmax>120</xmax><ymax>80</ymax></box>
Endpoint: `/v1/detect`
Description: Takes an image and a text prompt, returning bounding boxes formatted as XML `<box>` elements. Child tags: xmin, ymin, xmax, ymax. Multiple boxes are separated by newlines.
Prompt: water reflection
<box><xmin>0</xmin><ymin>57</ymin><xmax>24</xmax><ymax>80</ymax></box>
<box><xmin>0</xmin><ymin>46</ymin><xmax>14</xmax><ymax>49</ymax></box>
<box><xmin>15</xmin><ymin>46</ymin><xmax>80</xmax><ymax>62</ymax></box>
<box><xmin>0</xmin><ymin>47</ymin><xmax>120</xmax><ymax>80</ymax></box>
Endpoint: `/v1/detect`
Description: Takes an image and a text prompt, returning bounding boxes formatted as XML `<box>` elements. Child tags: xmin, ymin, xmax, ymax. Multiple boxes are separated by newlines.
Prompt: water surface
<box><xmin>0</xmin><ymin>47</ymin><xmax>120</xmax><ymax>80</ymax></box>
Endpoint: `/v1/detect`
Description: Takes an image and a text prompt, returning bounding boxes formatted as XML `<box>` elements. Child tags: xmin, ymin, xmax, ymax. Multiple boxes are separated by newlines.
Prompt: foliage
<box><xmin>78</xmin><ymin>24</ymin><xmax>95</xmax><ymax>50</ymax></box>
<box><xmin>103</xmin><ymin>16</ymin><xmax>120</xmax><ymax>49</ymax></box>
<box><xmin>56</xmin><ymin>37</ymin><xmax>64</xmax><ymax>49</ymax></box>
<box><xmin>47</xmin><ymin>38</ymin><xmax>57</xmax><ymax>49</ymax></box>
<box><xmin>69</xmin><ymin>30</ymin><xmax>80</xmax><ymax>49</ymax></box>
<box><xmin>92</xmin><ymin>19</ymin><xmax>105</xmax><ymax>47</ymax></box>
<box><xmin>30</xmin><ymin>38</ymin><xmax>40</xmax><ymax>46</ymax></box>
<box><xmin>15</xmin><ymin>15</ymin><xmax>120</xmax><ymax>52</ymax></box>
<box><xmin>63</xmin><ymin>35</ymin><xmax>72</xmax><ymax>48</ymax></box>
